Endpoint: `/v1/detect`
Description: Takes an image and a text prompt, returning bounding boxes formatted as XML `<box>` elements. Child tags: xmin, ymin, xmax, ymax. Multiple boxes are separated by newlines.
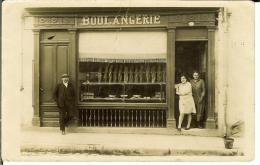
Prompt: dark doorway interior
<box><xmin>174</xmin><ymin>41</ymin><xmax>208</xmax><ymax>128</ymax></box>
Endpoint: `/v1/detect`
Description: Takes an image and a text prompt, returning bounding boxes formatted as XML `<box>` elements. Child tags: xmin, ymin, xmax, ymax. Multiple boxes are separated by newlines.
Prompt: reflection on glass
<box><xmin>79</xmin><ymin>60</ymin><xmax>166</xmax><ymax>103</ymax></box>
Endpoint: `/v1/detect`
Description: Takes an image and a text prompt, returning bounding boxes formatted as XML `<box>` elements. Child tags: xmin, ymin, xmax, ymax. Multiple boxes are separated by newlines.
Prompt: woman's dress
<box><xmin>177</xmin><ymin>82</ymin><xmax>196</xmax><ymax>114</ymax></box>
<box><xmin>190</xmin><ymin>79</ymin><xmax>205</xmax><ymax>121</ymax></box>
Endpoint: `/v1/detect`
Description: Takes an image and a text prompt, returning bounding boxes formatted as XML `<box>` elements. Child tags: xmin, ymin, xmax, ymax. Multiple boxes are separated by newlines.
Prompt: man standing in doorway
<box><xmin>53</xmin><ymin>74</ymin><xmax>76</xmax><ymax>135</ymax></box>
<box><xmin>190</xmin><ymin>71</ymin><xmax>206</xmax><ymax>128</ymax></box>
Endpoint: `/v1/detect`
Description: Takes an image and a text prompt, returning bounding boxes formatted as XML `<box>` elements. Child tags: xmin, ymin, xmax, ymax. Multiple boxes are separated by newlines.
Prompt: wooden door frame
<box><xmin>32</xmin><ymin>29</ymin><xmax>41</xmax><ymax>126</ymax></box>
<box><xmin>205</xmin><ymin>27</ymin><xmax>216</xmax><ymax>128</ymax></box>
<box><xmin>167</xmin><ymin>27</ymin><xmax>216</xmax><ymax>129</ymax></box>
<box><xmin>32</xmin><ymin>29</ymin><xmax>77</xmax><ymax>126</ymax></box>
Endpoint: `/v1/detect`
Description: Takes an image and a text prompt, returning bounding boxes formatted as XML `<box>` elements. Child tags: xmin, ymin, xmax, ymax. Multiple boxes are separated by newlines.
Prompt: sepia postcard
<box><xmin>1</xmin><ymin>0</ymin><xmax>255</xmax><ymax>162</ymax></box>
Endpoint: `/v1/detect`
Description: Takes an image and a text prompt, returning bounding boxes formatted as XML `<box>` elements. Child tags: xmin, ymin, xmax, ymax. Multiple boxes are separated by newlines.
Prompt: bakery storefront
<box><xmin>28</xmin><ymin>8</ymin><xmax>219</xmax><ymax>128</ymax></box>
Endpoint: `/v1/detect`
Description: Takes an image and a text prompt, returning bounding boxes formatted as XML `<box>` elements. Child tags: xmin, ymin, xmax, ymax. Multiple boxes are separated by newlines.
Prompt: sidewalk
<box><xmin>21</xmin><ymin>127</ymin><xmax>244</xmax><ymax>158</ymax></box>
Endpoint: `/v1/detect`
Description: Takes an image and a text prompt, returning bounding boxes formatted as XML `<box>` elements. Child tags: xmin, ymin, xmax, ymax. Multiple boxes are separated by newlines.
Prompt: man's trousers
<box><xmin>59</xmin><ymin>105</ymin><xmax>73</xmax><ymax>131</ymax></box>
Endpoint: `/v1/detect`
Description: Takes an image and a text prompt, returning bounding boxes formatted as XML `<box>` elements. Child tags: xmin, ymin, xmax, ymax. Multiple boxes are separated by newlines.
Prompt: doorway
<box><xmin>174</xmin><ymin>41</ymin><xmax>208</xmax><ymax>128</ymax></box>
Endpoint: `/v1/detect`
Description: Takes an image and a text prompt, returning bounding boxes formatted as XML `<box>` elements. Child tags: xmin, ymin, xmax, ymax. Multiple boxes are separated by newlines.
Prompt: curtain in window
<box><xmin>78</xmin><ymin>31</ymin><xmax>167</xmax><ymax>63</ymax></box>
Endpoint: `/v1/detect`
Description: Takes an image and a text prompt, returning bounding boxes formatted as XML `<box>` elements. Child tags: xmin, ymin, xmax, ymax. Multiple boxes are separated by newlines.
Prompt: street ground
<box><xmin>20</xmin><ymin>127</ymin><xmax>245</xmax><ymax>161</ymax></box>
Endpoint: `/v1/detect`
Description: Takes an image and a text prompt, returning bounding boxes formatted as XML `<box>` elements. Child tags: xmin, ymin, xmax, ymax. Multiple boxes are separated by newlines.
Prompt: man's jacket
<box><xmin>53</xmin><ymin>83</ymin><xmax>75</xmax><ymax>108</ymax></box>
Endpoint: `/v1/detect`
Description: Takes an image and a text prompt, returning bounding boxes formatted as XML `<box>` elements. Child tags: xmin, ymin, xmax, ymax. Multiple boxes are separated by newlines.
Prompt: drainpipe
<box><xmin>223</xmin><ymin>80</ymin><xmax>228</xmax><ymax>137</ymax></box>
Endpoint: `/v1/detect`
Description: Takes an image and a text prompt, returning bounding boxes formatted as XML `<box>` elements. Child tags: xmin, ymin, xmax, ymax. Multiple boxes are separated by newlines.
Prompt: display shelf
<box><xmin>81</xmin><ymin>82</ymin><xmax>166</xmax><ymax>85</ymax></box>
<box><xmin>80</xmin><ymin>98</ymin><xmax>165</xmax><ymax>103</ymax></box>
<box><xmin>79</xmin><ymin>61</ymin><xmax>166</xmax><ymax>103</ymax></box>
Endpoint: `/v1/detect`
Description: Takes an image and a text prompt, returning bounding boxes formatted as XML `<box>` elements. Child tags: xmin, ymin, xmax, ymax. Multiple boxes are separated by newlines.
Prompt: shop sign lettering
<box><xmin>82</xmin><ymin>15</ymin><xmax>160</xmax><ymax>26</ymax></box>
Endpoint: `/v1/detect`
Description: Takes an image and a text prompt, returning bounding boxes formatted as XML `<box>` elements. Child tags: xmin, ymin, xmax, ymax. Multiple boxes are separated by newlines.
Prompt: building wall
<box><xmin>21</xmin><ymin>24</ymin><xmax>34</xmax><ymax>127</ymax></box>
<box><xmin>2</xmin><ymin>2</ymin><xmax>254</xmax><ymax>135</ymax></box>
<box><xmin>215</xmin><ymin>4</ymin><xmax>254</xmax><ymax>136</ymax></box>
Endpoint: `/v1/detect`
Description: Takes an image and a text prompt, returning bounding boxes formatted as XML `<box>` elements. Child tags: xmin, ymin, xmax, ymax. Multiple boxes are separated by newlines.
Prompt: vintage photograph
<box><xmin>1</xmin><ymin>0</ymin><xmax>255</xmax><ymax>162</ymax></box>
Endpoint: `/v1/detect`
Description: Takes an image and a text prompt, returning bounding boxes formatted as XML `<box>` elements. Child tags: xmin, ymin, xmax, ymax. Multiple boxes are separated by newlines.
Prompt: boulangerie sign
<box><xmin>81</xmin><ymin>15</ymin><xmax>161</xmax><ymax>25</ymax></box>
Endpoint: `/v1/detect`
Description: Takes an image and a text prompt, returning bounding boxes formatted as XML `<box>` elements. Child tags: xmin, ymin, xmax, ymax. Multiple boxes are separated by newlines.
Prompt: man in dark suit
<box><xmin>53</xmin><ymin>74</ymin><xmax>76</xmax><ymax>135</ymax></box>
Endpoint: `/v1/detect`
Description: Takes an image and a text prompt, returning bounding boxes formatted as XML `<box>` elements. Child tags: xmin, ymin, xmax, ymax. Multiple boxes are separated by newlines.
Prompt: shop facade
<box><xmin>27</xmin><ymin>7</ymin><xmax>219</xmax><ymax>128</ymax></box>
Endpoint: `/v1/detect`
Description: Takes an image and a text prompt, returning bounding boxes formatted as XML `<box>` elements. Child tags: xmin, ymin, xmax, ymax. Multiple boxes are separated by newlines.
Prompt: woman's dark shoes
<box><xmin>177</xmin><ymin>128</ymin><xmax>181</xmax><ymax>132</ymax></box>
<box><xmin>184</xmin><ymin>127</ymin><xmax>190</xmax><ymax>130</ymax></box>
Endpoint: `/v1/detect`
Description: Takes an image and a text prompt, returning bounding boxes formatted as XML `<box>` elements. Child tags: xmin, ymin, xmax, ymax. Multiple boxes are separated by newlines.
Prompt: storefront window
<box><xmin>78</xmin><ymin>31</ymin><xmax>167</xmax><ymax>103</ymax></box>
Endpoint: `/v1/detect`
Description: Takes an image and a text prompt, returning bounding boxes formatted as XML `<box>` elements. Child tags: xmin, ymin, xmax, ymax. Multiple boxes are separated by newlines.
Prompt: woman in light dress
<box><xmin>175</xmin><ymin>74</ymin><xmax>196</xmax><ymax>131</ymax></box>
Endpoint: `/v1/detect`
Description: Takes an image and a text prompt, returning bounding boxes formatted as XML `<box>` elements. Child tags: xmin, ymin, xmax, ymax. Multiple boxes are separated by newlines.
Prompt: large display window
<box><xmin>78</xmin><ymin>31</ymin><xmax>167</xmax><ymax>103</ymax></box>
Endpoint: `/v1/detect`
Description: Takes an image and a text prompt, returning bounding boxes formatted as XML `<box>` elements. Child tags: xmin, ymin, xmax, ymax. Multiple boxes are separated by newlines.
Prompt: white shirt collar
<box><xmin>63</xmin><ymin>82</ymin><xmax>68</xmax><ymax>87</ymax></box>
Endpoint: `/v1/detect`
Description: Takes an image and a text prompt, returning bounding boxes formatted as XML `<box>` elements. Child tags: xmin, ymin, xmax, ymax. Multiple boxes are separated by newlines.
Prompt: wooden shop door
<box><xmin>39</xmin><ymin>43</ymin><xmax>69</xmax><ymax>126</ymax></box>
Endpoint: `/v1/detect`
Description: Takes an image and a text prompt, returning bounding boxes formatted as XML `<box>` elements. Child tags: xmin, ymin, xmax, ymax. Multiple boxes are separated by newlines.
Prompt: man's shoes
<box><xmin>62</xmin><ymin>130</ymin><xmax>66</xmax><ymax>135</ymax></box>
